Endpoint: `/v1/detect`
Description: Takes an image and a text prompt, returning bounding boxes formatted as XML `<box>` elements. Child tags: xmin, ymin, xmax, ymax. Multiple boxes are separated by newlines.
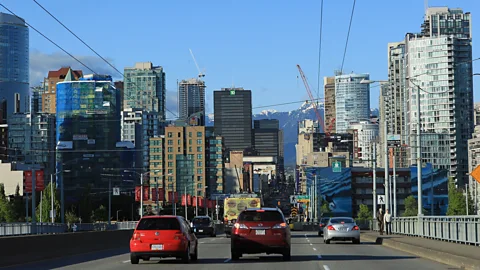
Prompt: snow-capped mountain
<box><xmin>206</xmin><ymin>104</ymin><xmax>378</xmax><ymax>165</ymax></box>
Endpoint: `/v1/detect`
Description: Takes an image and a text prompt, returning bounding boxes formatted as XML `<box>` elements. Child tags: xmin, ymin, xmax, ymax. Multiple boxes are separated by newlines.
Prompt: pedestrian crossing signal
<box><xmin>291</xmin><ymin>206</ymin><xmax>298</xmax><ymax>217</ymax></box>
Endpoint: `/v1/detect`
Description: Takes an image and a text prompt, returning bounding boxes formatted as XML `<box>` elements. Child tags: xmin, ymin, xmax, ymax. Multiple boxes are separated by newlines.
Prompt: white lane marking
<box><xmin>307</xmin><ymin>239</ymin><xmax>310</xmax><ymax>242</ymax></box>
<box><xmin>313</xmin><ymin>248</ymin><xmax>317</xmax><ymax>251</ymax></box>
<box><xmin>323</xmin><ymin>265</ymin><xmax>331</xmax><ymax>270</ymax></box>
<box><xmin>199</xmin><ymin>242</ymin><xmax>205</xmax><ymax>244</ymax></box>
<box><xmin>122</xmin><ymin>260</ymin><xmax>130</xmax><ymax>263</ymax></box>
<box><xmin>310</xmin><ymin>243</ymin><xmax>313</xmax><ymax>245</ymax></box>
<box><xmin>304</xmin><ymin>234</ymin><xmax>307</xmax><ymax>237</ymax></box>
<box><xmin>224</xmin><ymin>258</ymin><xmax>231</xmax><ymax>263</ymax></box>
<box><xmin>317</xmin><ymin>255</ymin><xmax>322</xmax><ymax>259</ymax></box>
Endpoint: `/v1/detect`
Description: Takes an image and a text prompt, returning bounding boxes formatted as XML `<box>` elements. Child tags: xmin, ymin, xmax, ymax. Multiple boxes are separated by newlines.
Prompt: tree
<box><xmin>446</xmin><ymin>177</ymin><xmax>469</xmax><ymax>216</ymax></box>
<box><xmin>36</xmin><ymin>182</ymin><xmax>61</xmax><ymax>223</ymax></box>
<box><xmin>65</xmin><ymin>209</ymin><xmax>79</xmax><ymax>224</ymax></box>
<box><xmin>11</xmin><ymin>184</ymin><xmax>25</xmax><ymax>221</ymax></box>
<box><xmin>403</xmin><ymin>195</ymin><xmax>418</xmax><ymax>217</ymax></box>
<box><xmin>320</xmin><ymin>199</ymin><xmax>331</xmax><ymax>216</ymax></box>
<box><xmin>0</xmin><ymin>183</ymin><xmax>15</xmax><ymax>222</ymax></box>
<box><xmin>356</xmin><ymin>204</ymin><xmax>372</xmax><ymax>221</ymax></box>
<box><xmin>90</xmin><ymin>205</ymin><xmax>108</xmax><ymax>222</ymax></box>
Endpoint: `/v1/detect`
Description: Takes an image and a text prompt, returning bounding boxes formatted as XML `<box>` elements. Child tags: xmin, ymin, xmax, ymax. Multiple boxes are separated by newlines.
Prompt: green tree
<box><xmin>65</xmin><ymin>209</ymin><xmax>79</xmax><ymax>224</ymax></box>
<box><xmin>320</xmin><ymin>199</ymin><xmax>331</xmax><ymax>216</ymax></box>
<box><xmin>402</xmin><ymin>195</ymin><xmax>418</xmax><ymax>217</ymax></box>
<box><xmin>11</xmin><ymin>184</ymin><xmax>25</xmax><ymax>221</ymax></box>
<box><xmin>36</xmin><ymin>182</ymin><xmax>61</xmax><ymax>222</ymax></box>
<box><xmin>90</xmin><ymin>205</ymin><xmax>108</xmax><ymax>222</ymax></box>
<box><xmin>446</xmin><ymin>177</ymin><xmax>469</xmax><ymax>216</ymax></box>
<box><xmin>0</xmin><ymin>183</ymin><xmax>15</xmax><ymax>222</ymax></box>
<box><xmin>356</xmin><ymin>204</ymin><xmax>372</xmax><ymax>221</ymax></box>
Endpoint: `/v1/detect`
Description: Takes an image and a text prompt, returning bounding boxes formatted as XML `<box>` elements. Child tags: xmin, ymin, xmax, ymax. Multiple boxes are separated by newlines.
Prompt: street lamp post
<box><xmin>124</xmin><ymin>170</ymin><xmax>160</xmax><ymax>219</ymax></box>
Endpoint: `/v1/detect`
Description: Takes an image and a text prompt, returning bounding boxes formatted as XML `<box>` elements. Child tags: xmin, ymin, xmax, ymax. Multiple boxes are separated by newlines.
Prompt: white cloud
<box><xmin>29</xmin><ymin>50</ymin><xmax>119</xmax><ymax>86</ymax></box>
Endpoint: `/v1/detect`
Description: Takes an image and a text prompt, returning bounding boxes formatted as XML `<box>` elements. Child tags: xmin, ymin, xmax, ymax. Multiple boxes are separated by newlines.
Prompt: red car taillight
<box><xmin>327</xmin><ymin>225</ymin><xmax>335</xmax><ymax>231</ymax></box>
<box><xmin>272</xmin><ymin>222</ymin><xmax>287</xmax><ymax>229</ymax></box>
<box><xmin>319</xmin><ymin>224</ymin><xmax>324</xmax><ymax>228</ymax></box>
<box><xmin>132</xmin><ymin>232</ymin><xmax>141</xmax><ymax>241</ymax></box>
<box><xmin>234</xmin><ymin>223</ymin><xmax>249</xmax><ymax>229</ymax></box>
<box><xmin>352</xmin><ymin>225</ymin><xmax>359</xmax><ymax>231</ymax></box>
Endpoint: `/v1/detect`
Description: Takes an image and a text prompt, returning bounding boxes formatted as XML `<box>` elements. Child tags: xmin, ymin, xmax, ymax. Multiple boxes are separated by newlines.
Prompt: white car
<box><xmin>323</xmin><ymin>217</ymin><xmax>360</xmax><ymax>244</ymax></box>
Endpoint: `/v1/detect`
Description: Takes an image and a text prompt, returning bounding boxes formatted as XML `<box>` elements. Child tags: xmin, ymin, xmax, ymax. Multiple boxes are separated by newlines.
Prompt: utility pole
<box><xmin>384</xmin><ymin>110</ymin><xmax>389</xmax><ymax>213</ymax></box>
<box><xmin>155</xmin><ymin>177</ymin><xmax>159</xmax><ymax>214</ymax></box>
<box><xmin>373</xmin><ymin>142</ymin><xmax>377</xmax><ymax>219</ymax></box>
<box><xmin>393</xmin><ymin>154</ymin><xmax>397</xmax><ymax>218</ymax></box>
<box><xmin>416</xmin><ymin>85</ymin><xmax>423</xmax><ymax>216</ymax></box>
<box><xmin>50</xmin><ymin>174</ymin><xmax>54</xmax><ymax>223</ymax></box>
<box><xmin>140</xmin><ymin>173</ymin><xmax>144</xmax><ymax>218</ymax></box>
<box><xmin>184</xmin><ymin>185</ymin><xmax>188</xmax><ymax>220</ymax></box>
<box><xmin>108</xmin><ymin>176</ymin><xmax>111</xmax><ymax>226</ymax></box>
<box><xmin>314</xmin><ymin>174</ymin><xmax>318</xmax><ymax>222</ymax></box>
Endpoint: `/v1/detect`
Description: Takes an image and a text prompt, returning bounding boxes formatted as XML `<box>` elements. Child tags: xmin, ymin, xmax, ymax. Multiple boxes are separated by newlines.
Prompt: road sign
<box><xmin>291</xmin><ymin>206</ymin><xmax>298</xmax><ymax>217</ymax></box>
<box><xmin>470</xmin><ymin>165</ymin><xmax>480</xmax><ymax>184</ymax></box>
<box><xmin>290</xmin><ymin>196</ymin><xmax>298</xmax><ymax>204</ymax></box>
<box><xmin>332</xmin><ymin>161</ymin><xmax>342</xmax><ymax>173</ymax></box>
<box><xmin>377</xmin><ymin>195</ymin><xmax>385</xmax><ymax>205</ymax></box>
<box><xmin>113</xmin><ymin>187</ymin><xmax>120</xmax><ymax>196</ymax></box>
<box><xmin>229</xmin><ymin>90</ymin><xmax>236</xmax><ymax>96</ymax></box>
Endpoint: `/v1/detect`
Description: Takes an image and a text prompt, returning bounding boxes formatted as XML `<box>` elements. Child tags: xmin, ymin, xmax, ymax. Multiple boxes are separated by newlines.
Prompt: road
<box><xmin>2</xmin><ymin>232</ymin><xmax>458</xmax><ymax>270</ymax></box>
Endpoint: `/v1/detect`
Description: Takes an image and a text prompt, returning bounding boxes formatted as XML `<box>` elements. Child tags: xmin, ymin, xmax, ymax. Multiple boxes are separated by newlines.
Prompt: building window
<box><xmin>178</xmin><ymin>132</ymin><xmax>181</xmax><ymax>137</ymax></box>
<box><xmin>167</xmin><ymin>154</ymin><xmax>173</xmax><ymax>160</ymax></box>
<box><xmin>178</xmin><ymin>139</ymin><xmax>181</xmax><ymax>145</ymax></box>
<box><xmin>197</xmin><ymin>146</ymin><xmax>203</xmax><ymax>152</ymax></box>
<box><xmin>197</xmin><ymin>168</ymin><xmax>203</xmax><ymax>174</ymax></box>
<box><xmin>168</xmin><ymin>176</ymin><xmax>173</xmax><ymax>182</ymax></box>
<box><xmin>197</xmin><ymin>132</ymin><xmax>202</xmax><ymax>137</ymax></box>
<box><xmin>168</xmin><ymin>140</ymin><xmax>173</xmax><ymax>145</ymax></box>
<box><xmin>197</xmin><ymin>161</ymin><xmax>202</xmax><ymax>167</ymax></box>
<box><xmin>189</xmin><ymin>139</ymin><xmax>192</xmax><ymax>144</ymax></box>
<box><xmin>189</xmin><ymin>132</ymin><xmax>192</xmax><ymax>137</ymax></box>
<box><xmin>168</xmin><ymin>162</ymin><xmax>173</xmax><ymax>167</ymax></box>
<box><xmin>197</xmin><ymin>154</ymin><xmax>203</xmax><ymax>159</ymax></box>
<box><xmin>197</xmin><ymin>139</ymin><xmax>202</xmax><ymax>144</ymax></box>
<box><xmin>197</xmin><ymin>176</ymin><xmax>203</xmax><ymax>181</ymax></box>
<box><xmin>168</xmin><ymin>147</ymin><xmax>173</xmax><ymax>152</ymax></box>
<box><xmin>168</xmin><ymin>132</ymin><xmax>172</xmax><ymax>138</ymax></box>
<box><xmin>178</xmin><ymin>147</ymin><xmax>181</xmax><ymax>152</ymax></box>
<box><xmin>168</xmin><ymin>169</ymin><xmax>173</xmax><ymax>174</ymax></box>
<box><xmin>197</xmin><ymin>183</ymin><xmax>203</xmax><ymax>188</ymax></box>
<box><xmin>189</xmin><ymin>147</ymin><xmax>192</xmax><ymax>152</ymax></box>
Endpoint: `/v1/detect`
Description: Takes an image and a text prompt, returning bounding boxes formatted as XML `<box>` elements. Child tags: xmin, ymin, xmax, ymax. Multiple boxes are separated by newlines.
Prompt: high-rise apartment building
<box><xmin>0</xmin><ymin>99</ymin><xmax>6</xmax><ymax>162</ymax></box>
<box><xmin>349</xmin><ymin>121</ymin><xmax>379</xmax><ymax>167</ymax></box>
<box><xmin>121</xmin><ymin>108</ymin><xmax>161</xmax><ymax>170</ymax></box>
<box><xmin>205</xmin><ymin>127</ymin><xmax>225</xmax><ymax>195</ymax></box>
<box><xmin>42</xmin><ymin>67</ymin><xmax>83</xmax><ymax>114</ymax></box>
<box><xmin>56</xmin><ymin>74</ymin><xmax>122</xmax><ymax>206</ymax></box>
<box><xmin>213</xmin><ymin>88</ymin><xmax>253</xmax><ymax>153</ymax></box>
<box><xmin>178</xmin><ymin>78</ymin><xmax>206</xmax><ymax>126</ymax></box>
<box><xmin>324</xmin><ymin>76</ymin><xmax>336</xmax><ymax>133</ymax></box>
<box><xmin>124</xmin><ymin>62</ymin><xmax>166</xmax><ymax>119</ymax></box>
<box><xmin>405</xmin><ymin>7</ymin><xmax>473</xmax><ymax>186</ymax></box>
<box><xmin>253</xmin><ymin>119</ymin><xmax>284</xmax><ymax>173</ymax></box>
<box><xmin>334</xmin><ymin>74</ymin><xmax>370</xmax><ymax>133</ymax></box>
<box><xmin>0</xmin><ymin>13</ymin><xmax>29</xmax><ymax>118</ymax></box>
<box><xmin>468</xmin><ymin>126</ymin><xmax>480</xmax><ymax>215</ymax></box>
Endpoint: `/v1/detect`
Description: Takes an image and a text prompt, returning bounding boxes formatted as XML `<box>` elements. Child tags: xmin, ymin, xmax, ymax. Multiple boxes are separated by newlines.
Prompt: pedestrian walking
<box><xmin>384</xmin><ymin>209</ymin><xmax>392</xmax><ymax>235</ymax></box>
<box><xmin>377</xmin><ymin>208</ymin><xmax>384</xmax><ymax>235</ymax></box>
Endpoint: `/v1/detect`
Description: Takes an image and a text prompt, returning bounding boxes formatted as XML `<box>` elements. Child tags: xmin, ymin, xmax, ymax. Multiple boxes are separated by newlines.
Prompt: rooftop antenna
<box><xmin>424</xmin><ymin>0</ymin><xmax>428</xmax><ymax>14</ymax></box>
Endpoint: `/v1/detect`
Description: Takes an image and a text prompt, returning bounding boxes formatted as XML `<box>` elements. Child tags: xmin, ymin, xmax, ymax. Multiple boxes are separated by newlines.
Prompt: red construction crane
<box><xmin>296</xmin><ymin>64</ymin><xmax>331</xmax><ymax>136</ymax></box>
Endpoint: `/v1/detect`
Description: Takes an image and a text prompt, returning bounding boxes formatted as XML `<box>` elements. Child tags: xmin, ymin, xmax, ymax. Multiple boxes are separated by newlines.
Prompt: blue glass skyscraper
<box><xmin>56</xmin><ymin>73</ymin><xmax>121</xmax><ymax>222</ymax></box>
<box><xmin>0</xmin><ymin>13</ymin><xmax>29</xmax><ymax>117</ymax></box>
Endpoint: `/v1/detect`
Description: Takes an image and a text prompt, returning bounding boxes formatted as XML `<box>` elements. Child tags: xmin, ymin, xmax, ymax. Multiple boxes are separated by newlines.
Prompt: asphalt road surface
<box><xmin>2</xmin><ymin>232</ymin><xmax>459</xmax><ymax>270</ymax></box>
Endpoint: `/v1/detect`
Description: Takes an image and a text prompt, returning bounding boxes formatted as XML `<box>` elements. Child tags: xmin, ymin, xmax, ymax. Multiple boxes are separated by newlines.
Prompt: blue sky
<box><xmin>3</xmin><ymin>0</ymin><xmax>479</xmax><ymax>117</ymax></box>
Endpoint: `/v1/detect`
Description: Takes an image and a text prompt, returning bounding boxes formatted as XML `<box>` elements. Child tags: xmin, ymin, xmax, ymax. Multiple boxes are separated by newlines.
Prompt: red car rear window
<box><xmin>136</xmin><ymin>218</ymin><xmax>180</xmax><ymax>230</ymax></box>
<box><xmin>238</xmin><ymin>211</ymin><xmax>284</xmax><ymax>222</ymax></box>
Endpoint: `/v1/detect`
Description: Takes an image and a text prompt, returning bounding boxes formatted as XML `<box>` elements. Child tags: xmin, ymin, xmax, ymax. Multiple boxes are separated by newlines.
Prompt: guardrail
<box><xmin>372</xmin><ymin>216</ymin><xmax>480</xmax><ymax>246</ymax></box>
<box><xmin>0</xmin><ymin>221</ymin><xmax>138</xmax><ymax>237</ymax></box>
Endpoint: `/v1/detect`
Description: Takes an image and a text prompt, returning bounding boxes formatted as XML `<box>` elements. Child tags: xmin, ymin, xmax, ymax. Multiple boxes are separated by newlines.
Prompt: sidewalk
<box><xmin>361</xmin><ymin>231</ymin><xmax>480</xmax><ymax>270</ymax></box>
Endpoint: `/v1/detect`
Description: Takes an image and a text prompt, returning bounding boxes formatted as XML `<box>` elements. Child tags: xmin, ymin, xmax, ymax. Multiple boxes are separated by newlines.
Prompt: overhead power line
<box><xmin>0</xmin><ymin>3</ymin><xmax>96</xmax><ymax>74</ymax></box>
<box><xmin>340</xmin><ymin>0</ymin><xmax>356</xmax><ymax>74</ymax></box>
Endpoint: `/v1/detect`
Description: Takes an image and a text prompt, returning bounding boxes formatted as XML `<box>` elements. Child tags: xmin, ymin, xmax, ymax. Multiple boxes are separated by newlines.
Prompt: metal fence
<box><xmin>0</xmin><ymin>221</ymin><xmax>138</xmax><ymax>237</ymax></box>
<box><xmin>372</xmin><ymin>216</ymin><xmax>480</xmax><ymax>246</ymax></box>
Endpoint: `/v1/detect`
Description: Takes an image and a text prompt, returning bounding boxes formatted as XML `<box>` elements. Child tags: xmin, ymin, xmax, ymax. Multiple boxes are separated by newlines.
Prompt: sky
<box><xmin>2</xmin><ymin>0</ymin><xmax>480</xmax><ymax>117</ymax></box>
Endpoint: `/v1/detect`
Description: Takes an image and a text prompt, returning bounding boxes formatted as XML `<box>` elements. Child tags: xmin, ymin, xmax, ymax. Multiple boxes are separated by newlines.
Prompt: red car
<box><xmin>230</xmin><ymin>207</ymin><xmax>291</xmax><ymax>261</ymax></box>
<box><xmin>129</xmin><ymin>215</ymin><xmax>198</xmax><ymax>264</ymax></box>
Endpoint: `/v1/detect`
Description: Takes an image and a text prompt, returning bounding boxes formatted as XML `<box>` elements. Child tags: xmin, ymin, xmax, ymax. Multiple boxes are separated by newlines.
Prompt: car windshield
<box><xmin>136</xmin><ymin>218</ymin><xmax>180</xmax><ymax>230</ymax></box>
<box><xmin>330</xmin><ymin>218</ymin><xmax>354</xmax><ymax>224</ymax></box>
<box><xmin>193</xmin><ymin>217</ymin><xmax>211</xmax><ymax>225</ymax></box>
<box><xmin>238</xmin><ymin>211</ymin><xmax>284</xmax><ymax>222</ymax></box>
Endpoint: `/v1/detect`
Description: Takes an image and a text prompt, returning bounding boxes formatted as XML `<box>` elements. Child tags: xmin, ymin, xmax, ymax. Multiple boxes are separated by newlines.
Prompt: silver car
<box><xmin>323</xmin><ymin>217</ymin><xmax>360</xmax><ymax>244</ymax></box>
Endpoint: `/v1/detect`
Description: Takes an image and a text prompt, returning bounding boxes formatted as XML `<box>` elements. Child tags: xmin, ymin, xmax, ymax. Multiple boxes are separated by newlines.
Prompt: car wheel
<box><xmin>212</xmin><ymin>232</ymin><xmax>216</xmax><ymax>237</ymax></box>
<box><xmin>325</xmin><ymin>239</ymin><xmax>331</xmax><ymax>244</ymax></box>
<box><xmin>353</xmin><ymin>238</ymin><xmax>361</xmax><ymax>244</ymax></box>
<box><xmin>130</xmin><ymin>254</ymin><xmax>139</xmax><ymax>264</ymax></box>
<box><xmin>191</xmin><ymin>242</ymin><xmax>198</xmax><ymax>261</ymax></box>
<box><xmin>318</xmin><ymin>231</ymin><xmax>321</xmax><ymax>236</ymax></box>
<box><xmin>181</xmin><ymin>244</ymin><xmax>191</xmax><ymax>263</ymax></box>
<box><xmin>231</xmin><ymin>250</ymin><xmax>241</xmax><ymax>260</ymax></box>
<box><xmin>282</xmin><ymin>248</ymin><xmax>291</xmax><ymax>261</ymax></box>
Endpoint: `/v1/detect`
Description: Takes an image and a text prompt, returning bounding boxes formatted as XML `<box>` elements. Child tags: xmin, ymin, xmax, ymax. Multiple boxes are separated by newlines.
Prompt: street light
<box><xmin>361</xmin><ymin>79</ymin><xmax>389</xmax><ymax>217</ymax></box>
<box><xmin>124</xmin><ymin>170</ymin><xmax>161</xmax><ymax>218</ymax></box>
<box><xmin>50</xmin><ymin>169</ymin><xmax>70</xmax><ymax>223</ymax></box>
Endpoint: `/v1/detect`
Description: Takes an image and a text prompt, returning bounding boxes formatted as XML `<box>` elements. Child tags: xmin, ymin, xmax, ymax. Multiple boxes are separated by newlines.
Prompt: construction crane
<box><xmin>296</xmin><ymin>64</ymin><xmax>333</xmax><ymax>136</ymax></box>
<box><xmin>189</xmin><ymin>49</ymin><xmax>205</xmax><ymax>79</ymax></box>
